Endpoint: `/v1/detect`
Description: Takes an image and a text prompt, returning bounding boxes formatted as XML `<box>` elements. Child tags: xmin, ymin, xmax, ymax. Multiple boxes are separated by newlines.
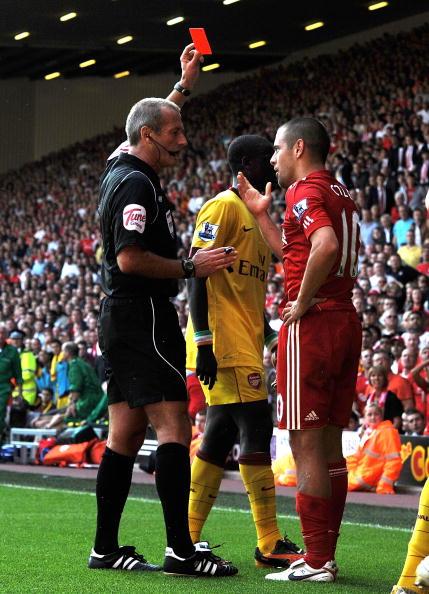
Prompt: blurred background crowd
<box><xmin>1</xmin><ymin>24</ymin><xmax>429</xmax><ymax>438</ymax></box>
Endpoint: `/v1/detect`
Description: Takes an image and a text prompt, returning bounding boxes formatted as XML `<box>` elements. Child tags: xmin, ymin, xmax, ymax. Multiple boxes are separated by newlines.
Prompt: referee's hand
<box><xmin>196</xmin><ymin>344</ymin><xmax>218</xmax><ymax>390</ymax></box>
<box><xmin>193</xmin><ymin>246</ymin><xmax>237</xmax><ymax>277</ymax></box>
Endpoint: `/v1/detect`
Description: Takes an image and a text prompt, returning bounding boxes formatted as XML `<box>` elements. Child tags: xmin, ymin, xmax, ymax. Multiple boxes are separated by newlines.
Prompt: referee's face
<box><xmin>151</xmin><ymin>108</ymin><xmax>188</xmax><ymax>169</ymax></box>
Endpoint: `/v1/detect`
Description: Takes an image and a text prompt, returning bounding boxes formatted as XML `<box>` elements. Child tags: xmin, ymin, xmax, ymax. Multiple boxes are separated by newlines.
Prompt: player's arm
<box><xmin>166</xmin><ymin>43</ymin><xmax>202</xmax><ymax>108</ymax></box>
<box><xmin>237</xmin><ymin>173</ymin><xmax>282</xmax><ymax>259</ymax></box>
<box><xmin>282</xmin><ymin>226</ymin><xmax>338</xmax><ymax>326</ymax></box>
<box><xmin>187</xmin><ymin>260</ymin><xmax>217</xmax><ymax>390</ymax></box>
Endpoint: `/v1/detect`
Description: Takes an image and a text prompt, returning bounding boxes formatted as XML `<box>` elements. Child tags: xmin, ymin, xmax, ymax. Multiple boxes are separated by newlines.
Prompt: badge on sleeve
<box><xmin>123</xmin><ymin>204</ymin><xmax>146</xmax><ymax>234</ymax></box>
<box><xmin>292</xmin><ymin>199</ymin><xmax>308</xmax><ymax>221</ymax></box>
<box><xmin>198</xmin><ymin>221</ymin><xmax>219</xmax><ymax>242</ymax></box>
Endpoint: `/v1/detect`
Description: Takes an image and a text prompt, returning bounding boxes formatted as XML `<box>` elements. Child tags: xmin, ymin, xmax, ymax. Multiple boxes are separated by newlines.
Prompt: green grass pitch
<box><xmin>0</xmin><ymin>470</ymin><xmax>415</xmax><ymax>593</ymax></box>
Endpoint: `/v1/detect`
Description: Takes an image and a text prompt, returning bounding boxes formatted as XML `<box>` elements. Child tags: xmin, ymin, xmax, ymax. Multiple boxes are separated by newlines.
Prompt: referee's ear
<box><xmin>140</xmin><ymin>126</ymin><xmax>152</xmax><ymax>144</ymax></box>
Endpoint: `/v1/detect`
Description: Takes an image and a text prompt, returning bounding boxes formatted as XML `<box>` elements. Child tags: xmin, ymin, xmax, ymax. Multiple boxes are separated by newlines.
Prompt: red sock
<box><xmin>296</xmin><ymin>491</ymin><xmax>330</xmax><ymax>569</ymax></box>
<box><xmin>328</xmin><ymin>459</ymin><xmax>348</xmax><ymax>560</ymax></box>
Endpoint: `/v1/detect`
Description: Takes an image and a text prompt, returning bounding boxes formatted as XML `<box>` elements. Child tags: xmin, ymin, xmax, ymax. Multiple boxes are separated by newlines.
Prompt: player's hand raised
<box><xmin>237</xmin><ymin>172</ymin><xmax>272</xmax><ymax>217</ymax></box>
<box><xmin>192</xmin><ymin>246</ymin><xmax>237</xmax><ymax>277</ymax></box>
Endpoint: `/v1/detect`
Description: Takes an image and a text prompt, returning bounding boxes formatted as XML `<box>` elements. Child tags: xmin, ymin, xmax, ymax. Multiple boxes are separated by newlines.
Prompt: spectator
<box><xmin>360</xmin><ymin>209</ymin><xmax>378</xmax><ymax>246</ymax></box>
<box><xmin>380</xmin><ymin>214</ymin><xmax>394</xmax><ymax>245</ymax></box>
<box><xmin>10</xmin><ymin>330</ymin><xmax>37</xmax><ymax>406</ymax></box>
<box><xmin>49</xmin><ymin>339</ymin><xmax>69</xmax><ymax>408</ymax></box>
<box><xmin>393</xmin><ymin>205</ymin><xmax>414</xmax><ymax>247</ymax></box>
<box><xmin>366</xmin><ymin>365</ymin><xmax>403</xmax><ymax>429</ymax></box>
<box><xmin>412</xmin><ymin>208</ymin><xmax>427</xmax><ymax>246</ymax></box>
<box><xmin>61</xmin><ymin>341</ymin><xmax>104</xmax><ymax>425</ymax></box>
<box><xmin>347</xmin><ymin>403</ymin><xmax>402</xmax><ymax>494</ymax></box>
<box><xmin>355</xmin><ymin>348</ymin><xmax>373</xmax><ymax>416</ymax></box>
<box><xmin>28</xmin><ymin>387</ymin><xmax>56</xmax><ymax>428</ymax></box>
<box><xmin>403</xmin><ymin>408</ymin><xmax>425</xmax><ymax>436</ymax></box>
<box><xmin>380</xmin><ymin>309</ymin><xmax>399</xmax><ymax>336</ymax></box>
<box><xmin>416</xmin><ymin>242</ymin><xmax>429</xmax><ymax>276</ymax></box>
<box><xmin>42</xmin><ymin>342</ymin><xmax>105</xmax><ymax>429</ymax></box>
<box><xmin>372</xmin><ymin>350</ymin><xmax>414</xmax><ymax>410</ymax></box>
<box><xmin>368</xmin><ymin>174</ymin><xmax>394</xmax><ymax>214</ymax></box>
<box><xmin>0</xmin><ymin>325</ymin><xmax>22</xmax><ymax>442</ymax></box>
<box><xmin>398</xmin><ymin>230</ymin><xmax>422</xmax><ymax>269</ymax></box>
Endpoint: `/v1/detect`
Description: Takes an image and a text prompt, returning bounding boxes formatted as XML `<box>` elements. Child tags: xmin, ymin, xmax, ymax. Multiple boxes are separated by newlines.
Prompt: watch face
<box><xmin>183</xmin><ymin>259</ymin><xmax>195</xmax><ymax>277</ymax></box>
<box><xmin>184</xmin><ymin>260</ymin><xmax>194</xmax><ymax>272</ymax></box>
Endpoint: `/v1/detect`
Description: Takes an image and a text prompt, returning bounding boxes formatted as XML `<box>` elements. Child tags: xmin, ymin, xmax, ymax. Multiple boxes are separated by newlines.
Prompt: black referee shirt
<box><xmin>98</xmin><ymin>152</ymin><xmax>179</xmax><ymax>298</ymax></box>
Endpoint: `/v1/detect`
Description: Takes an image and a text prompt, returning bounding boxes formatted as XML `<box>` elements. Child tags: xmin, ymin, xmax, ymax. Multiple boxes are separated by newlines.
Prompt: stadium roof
<box><xmin>1</xmin><ymin>0</ymin><xmax>427</xmax><ymax>80</ymax></box>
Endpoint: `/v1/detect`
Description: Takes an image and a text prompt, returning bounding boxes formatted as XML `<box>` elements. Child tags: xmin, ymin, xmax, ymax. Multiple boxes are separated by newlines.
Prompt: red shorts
<box><xmin>276</xmin><ymin>308</ymin><xmax>361</xmax><ymax>430</ymax></box>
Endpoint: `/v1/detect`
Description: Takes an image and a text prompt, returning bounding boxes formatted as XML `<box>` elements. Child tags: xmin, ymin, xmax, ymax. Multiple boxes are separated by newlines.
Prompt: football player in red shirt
<box><xmin>238</xmin><ymin>117</ymin><xmax>362</xmax><ymax>583</ymax></box>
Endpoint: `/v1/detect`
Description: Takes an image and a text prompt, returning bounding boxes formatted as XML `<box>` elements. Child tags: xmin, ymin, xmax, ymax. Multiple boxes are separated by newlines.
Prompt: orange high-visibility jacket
<box><xmin>347</xmin><ymin>420</ymin><xmax>402</xmax><ymax>494</ymax></box>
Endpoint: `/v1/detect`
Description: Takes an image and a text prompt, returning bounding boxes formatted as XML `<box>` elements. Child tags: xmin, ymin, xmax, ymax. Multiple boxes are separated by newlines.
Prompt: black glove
<box><xmin>196</xmin><ymin>344</ymin><xmax>217</xmax><ymax>390</ymax></box>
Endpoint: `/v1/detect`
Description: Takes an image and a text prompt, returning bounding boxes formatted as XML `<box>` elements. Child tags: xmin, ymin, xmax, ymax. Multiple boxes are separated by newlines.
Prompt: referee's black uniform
<box><xmin>98</xmin><ymin>152</ymin><xmax>187</xmax><ymax>406</ymax></box>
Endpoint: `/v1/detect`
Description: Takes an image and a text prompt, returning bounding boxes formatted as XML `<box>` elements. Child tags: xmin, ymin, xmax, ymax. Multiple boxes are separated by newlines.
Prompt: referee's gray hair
<box><xmin>125</xmin><ymin>98</ymin><xmax>180</xmax><ymax>146</ymax></box>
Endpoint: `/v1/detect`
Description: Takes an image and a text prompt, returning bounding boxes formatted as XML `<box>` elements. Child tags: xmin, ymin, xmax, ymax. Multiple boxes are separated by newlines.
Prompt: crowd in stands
<box><xmin>0</xmin><ymin>23</ymin><xmax>429</xmax><ymax>444</ymax></box>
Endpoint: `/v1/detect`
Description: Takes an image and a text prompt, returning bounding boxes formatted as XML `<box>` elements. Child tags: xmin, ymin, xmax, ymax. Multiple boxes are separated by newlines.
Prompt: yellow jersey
<box><xmin>186</xmin><ymin>189</ymin><xmax>271</xmax><ymax>369</ymax></box>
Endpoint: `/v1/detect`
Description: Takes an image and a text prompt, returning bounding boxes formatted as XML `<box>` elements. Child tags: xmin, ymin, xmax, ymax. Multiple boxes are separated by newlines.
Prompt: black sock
<box><xmin>155</xmin><ymin>442</ymin><xmax>194</xmax><ymax>558</ymax></box>
<box><xmin>94</xmin><ymin>446</ymin><xmax>135</xmax><ymax>554</ymax></box>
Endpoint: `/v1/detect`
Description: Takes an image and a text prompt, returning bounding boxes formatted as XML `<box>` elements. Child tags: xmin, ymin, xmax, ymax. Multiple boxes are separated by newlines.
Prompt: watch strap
<box><xmin>174</xmin><ymin>82</ymin><xmax>191</xmax><ymax>96</ymax></box>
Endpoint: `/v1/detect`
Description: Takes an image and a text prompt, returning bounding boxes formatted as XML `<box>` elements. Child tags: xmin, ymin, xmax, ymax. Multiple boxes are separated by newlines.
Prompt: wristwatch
<box><xmin>181</xmin><ymin>258</ymin><xmax>196</xmax><ymax>278</ymax></box>
<box><xmin>174</xmin><ymin>82</ymin><xmax>191</xmax><ymax>96</ymax></box>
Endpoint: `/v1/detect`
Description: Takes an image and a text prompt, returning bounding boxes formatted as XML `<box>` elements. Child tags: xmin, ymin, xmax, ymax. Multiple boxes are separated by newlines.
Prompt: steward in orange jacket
<box><xmin>347</xmin><ymin>403</ymin><xmax>402</xmax><ymax>494</ymax></box>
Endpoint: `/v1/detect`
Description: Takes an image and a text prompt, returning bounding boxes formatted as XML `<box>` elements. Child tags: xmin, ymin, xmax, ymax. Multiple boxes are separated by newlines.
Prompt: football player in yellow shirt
<box><xmin>186</xmin><ymin>135</ymin><xmax>303</xmax><ymax>568</ymax></box>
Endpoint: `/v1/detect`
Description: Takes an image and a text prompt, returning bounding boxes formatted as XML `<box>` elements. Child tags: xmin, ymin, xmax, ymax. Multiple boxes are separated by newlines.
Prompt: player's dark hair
<box><xmin>280</xmin><ymin>117</ymin><xmax>330</xmax><ymax>162</ymax></box>
<box><xmin>227</xmin><ymin>135</ymin><xmax>273</xmax><ymax>177</ymax></box>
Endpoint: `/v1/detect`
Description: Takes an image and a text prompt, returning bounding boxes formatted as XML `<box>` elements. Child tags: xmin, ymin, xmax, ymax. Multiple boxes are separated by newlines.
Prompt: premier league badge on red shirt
<box><xmin>292</xmin><ymin>199</ymin><xmax>308</xmax><ymax>221</ymax></box>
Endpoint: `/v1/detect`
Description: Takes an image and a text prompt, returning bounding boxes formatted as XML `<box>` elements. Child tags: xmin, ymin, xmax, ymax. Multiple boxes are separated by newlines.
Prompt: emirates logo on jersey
<box><xmin>248</xmin><ymin>372</ymin><xmax>261</xmax><ymax>389</ymax></box>
<box><xmin>123</xmin><ymin>204</ymin><xmax>146</xmax><ymax>234</ymax></box>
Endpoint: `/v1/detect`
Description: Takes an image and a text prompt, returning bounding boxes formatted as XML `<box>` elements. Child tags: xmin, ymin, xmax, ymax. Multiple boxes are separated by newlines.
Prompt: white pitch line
<box><xmin>0</xmin><ymin>482</ymin><xmax>412</xmax><ymax>533</ymax></box>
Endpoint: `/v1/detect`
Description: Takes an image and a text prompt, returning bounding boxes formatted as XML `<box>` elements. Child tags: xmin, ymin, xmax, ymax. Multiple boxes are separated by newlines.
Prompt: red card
<box><xmin>189</xmin><ymin>28</ymin><xmax>212</xmax><ymax>55</ymax></box>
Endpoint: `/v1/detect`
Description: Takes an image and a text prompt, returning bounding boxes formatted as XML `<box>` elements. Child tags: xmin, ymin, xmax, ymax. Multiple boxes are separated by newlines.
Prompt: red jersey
<box><xmin>281</xmin><ymin>169</ymin><xmax>360</xmax><ymax>309</ymax></box>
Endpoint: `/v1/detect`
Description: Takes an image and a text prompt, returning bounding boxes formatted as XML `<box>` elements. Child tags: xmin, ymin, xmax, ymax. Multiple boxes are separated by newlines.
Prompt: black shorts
<box><xmin>98</xmin><ymin>296</ymin><xmax>187</xmax><ymax>408</ymax></box>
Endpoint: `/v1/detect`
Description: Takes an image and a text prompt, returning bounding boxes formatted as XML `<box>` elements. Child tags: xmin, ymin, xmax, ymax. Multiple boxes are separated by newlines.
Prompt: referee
<box><xmin>89</xmin><ymin>44</ymin><xmax>238</xmax><ymax>577</ymax></box>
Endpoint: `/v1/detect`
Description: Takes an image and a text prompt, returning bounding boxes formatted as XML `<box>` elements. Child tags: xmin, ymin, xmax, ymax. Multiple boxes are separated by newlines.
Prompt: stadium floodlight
<box><xmin>223</xmin><ymin>0</ymin><xmax>240</xmax><ymax>4</ymax></box>
<box><xmin>167</xmin><ymin>16</ymin><xmax>184</xmax><ymax>26</ymax></box>
<box><xmin>202</xmin><ymin>63</ymin><xmax>220</xmax><ymax>72</ymax></box>
<box><xmin>117</xmin><ymin>35</ymin><xmax>133</xmax><ymax>45</ymax></box>
<box><xmin>114</xmin><ymin>70</ymin><xmax>130</xmax><ymax>78</ymax></box>
<box><xmin>305</xmin><ymin>21</ymin><xmax>324</xmax><ymax>31</ymax></box>
<box><xmin>14</xmin><ymin>31</ymin><xmax>30</xmax><ymax>40</ymax></box>
<box><xmin>368</xmin><ymin>1</ymin><xmax>388</xmax><ymax>10</ymax></box>
<box><xmin>44</xmin><ymin>72</ymin><xmax>61</xmax><ymax>80</ymax></box>
<box><xmin>60</xmin><ymin>12</ymin><xmax>77</xmax><ymax>22</ymax></box>
<box><xmin>249</xmin><ymin>40</ymin><xmax>267</xmax><ymax>49</ymax></box>
<box><xmin>79</xmin><ymin>59</ymin><xmax>96</xmax><ymax>68</ymax></box>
